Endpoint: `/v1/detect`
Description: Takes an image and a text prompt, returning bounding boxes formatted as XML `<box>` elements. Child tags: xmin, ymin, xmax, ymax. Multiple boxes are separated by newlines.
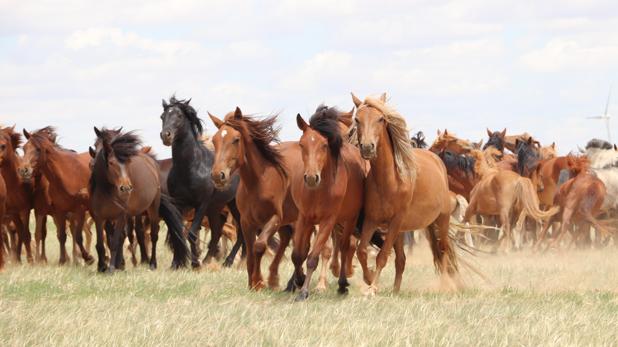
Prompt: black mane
<box><xmin>410</xmin><ymin>131</ymin><xmax>427</xmax><ymax>149</ymax></box>
<box><xmin>109</xmin><ymin>131</ymin><xmax>141</xmax><ymax>163</ymax></box>
<box><xmin>165</xmin><ymin>95</ymin><xmax>203</xmax><ymax>137</ymax></box>
<box><xmin>484</xmin><ymin>131</ymin><xmax>504</xmax><ymax>152</ymax></box>
<box><xmin>309</xmin><ymin>104</ymin><xmax>343</xmax><ymax>161</ymax></box>
<box><xmin>516</xmin><ymin>139</ymin><xmax>540</xmax><ymax>176</ymax></box>
<box><xmin>438</xmin><ymin>150</ymin><xmax>476</xmax><ymax>177</ymax></box>
<box><xmin>585</xmin><ymin>138</ymin><xmax>613</xmax><ymax>150</ymax></box>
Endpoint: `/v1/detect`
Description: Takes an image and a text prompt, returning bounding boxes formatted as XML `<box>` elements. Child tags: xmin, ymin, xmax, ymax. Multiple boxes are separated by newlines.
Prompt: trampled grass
<box><xmin>1</xmin><ymin>232</ymin><xmax>617</xmax><ymax>346</ymax></box>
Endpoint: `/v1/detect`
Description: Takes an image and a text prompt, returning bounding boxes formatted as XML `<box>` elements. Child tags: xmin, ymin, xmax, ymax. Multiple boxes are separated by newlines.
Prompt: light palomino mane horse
<box><xmin>585</xmin><ymin>139</ymin><xmax>618</xmax><ymax>211</ymax></box>
<box><xmin>352</xmin><ymin>92</ymin><xmax>460</xmax><ymax>295</ymax></box>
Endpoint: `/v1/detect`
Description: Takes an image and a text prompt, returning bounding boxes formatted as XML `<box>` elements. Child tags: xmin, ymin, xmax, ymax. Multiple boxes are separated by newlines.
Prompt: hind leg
<box><xmin>223</xmin><ymin>200</ymin><xmax>244</xmax><ymax>267</ymax></box>
<box><xmin>71</xmin><ymin>213</ymin><xmax>94</xmax><ymax>265</ymax></box>
<box><xmin>126</xmin><ymin>217</ymin><xmax>138</xmax><ymax>267</ymax></box>
<box><xmin>337</xmin><ymin>219</ymin><xmax>355</xmax><ymax>295</ymax></box>
<box><xmin>34</xmin><ymin>213</ymin><xmax>48</xmax><ymax>264</ymax></box>
<box><xmin>149</xmin><ymin>217</ymin><xmax>159</xmax><ymax>270</ymax></box>
<box><xmin>203</xmin><ymin>210</ymin><xmax>224</xmax><ymax>264</ymax></box>
<box><xmin>393</xmin><ymin>233</ymin><xmax>406</xmax><ymax>293</ymax></box>
<box><xmin>268</xmin><ymin>225</ymin><xmax>292</xmax><ymax>290</ymax></box>
<box><xmin>287</xmin><ymin>217</ymin><xmax>311</xmax><ymax>294</ymax></box>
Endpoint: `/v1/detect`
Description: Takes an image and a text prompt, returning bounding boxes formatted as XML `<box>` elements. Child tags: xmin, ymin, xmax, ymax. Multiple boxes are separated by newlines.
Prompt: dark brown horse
<box><xmin>352</xmin><ymin>93</ymin><xmax>460</xmax><ymax>295</ymax></box>
<box><xmin>0</xmin><ymin>126</ymin><xmax>34</xmax><ymax>263</ymax></box>
<box><xmin>209</xmin><ymin>107</ymin><xmax>298</xmax><ymax>290</ymax></box>
<box><xmin>289</xmin><ymin>105</ymin><xmax>365</xmax><ymax>300</ymax></box>
<box><xmin>89</xmin><ymin>128</ymin><xmax>188</xmax><ymax>271</ymax></box>
<box><xmin>21</xmin><ymin>128</ymin><xmax>93</xmax><ymax>265</ymax></box>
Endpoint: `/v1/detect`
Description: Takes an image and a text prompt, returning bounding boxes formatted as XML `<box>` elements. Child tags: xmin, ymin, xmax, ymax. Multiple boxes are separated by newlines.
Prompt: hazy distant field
<box><xmin>1</xmin><ymin>229</ymin><xmax>617</xmax><ymax>346</ymax></box>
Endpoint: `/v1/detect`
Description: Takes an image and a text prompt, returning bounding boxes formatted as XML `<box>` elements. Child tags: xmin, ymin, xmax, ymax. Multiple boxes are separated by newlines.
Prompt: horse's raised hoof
<box><xmin>295</xmin><ymin>290</ymin><xmax>309</xmax><ymax>302</ymax></box>
<box><xmin>222</xmin><ymin>257</ymin><xmax>234</xmax><ymax>268</ymax></box>
<box><xmin>84</xmin><ymin>255</ymin><xmax>95</xmax><ymax>266</ymax></box>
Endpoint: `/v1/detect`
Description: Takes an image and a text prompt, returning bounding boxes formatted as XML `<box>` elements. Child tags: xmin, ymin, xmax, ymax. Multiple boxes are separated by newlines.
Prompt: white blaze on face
<box><xmin>221</xmin><ymin>130</ymin><xmax>228</xmax><ymax>138</ymax></box>
<box><xmin>310</xmin><ymin>135</ymin><xmax>315</xmax><ymax>142</ymax></box>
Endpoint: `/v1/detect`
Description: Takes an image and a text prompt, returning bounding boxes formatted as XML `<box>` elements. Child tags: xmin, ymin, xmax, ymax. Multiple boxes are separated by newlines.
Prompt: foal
<box><xmin>290</xmin><ymin>106</ymin><xmax>365</xmax><ymax>300</ymax></box>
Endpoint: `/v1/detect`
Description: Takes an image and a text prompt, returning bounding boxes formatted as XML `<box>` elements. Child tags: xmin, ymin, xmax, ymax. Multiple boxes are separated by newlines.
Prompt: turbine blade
<box><xmin>605</xmin><ymin>85</ymin><xmax>612</xmax><ymax>116</ymax></box>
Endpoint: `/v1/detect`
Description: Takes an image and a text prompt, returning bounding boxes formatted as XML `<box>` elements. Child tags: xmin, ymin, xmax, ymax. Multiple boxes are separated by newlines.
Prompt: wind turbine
<box><xmin>588</xmin><ymin>86</ymin><xmax>613</xmax><ymax>142</ymax></box>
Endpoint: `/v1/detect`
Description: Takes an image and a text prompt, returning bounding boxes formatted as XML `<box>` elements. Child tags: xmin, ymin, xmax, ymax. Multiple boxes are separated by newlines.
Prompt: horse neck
<box><xmin>475</xmin><ymin>152</ymin><xmax>494</xmax><ymax>177</ymax></box>
<box><xmin>369</xmin><ymin>127</ymin><xmax>400</xmax><ymax>189</ymax></box>
<box><xmin>237</xmin><ymin>135</ymin><xmax>268</xmax><ymax>187</ymax></box>
<box><xmin>41</xmin><ymin>147</ymin><xmax>85</xmax><ymax>197</ymax></box>
<box><xmin>171</xmin><ymin>127</ymin><xmax>210</xmax><ymax>168</ymax></box>
<box><xmin>0</xmin><ymin>150</ymin><xmax>23</xmax><ymax>190</ymax></box>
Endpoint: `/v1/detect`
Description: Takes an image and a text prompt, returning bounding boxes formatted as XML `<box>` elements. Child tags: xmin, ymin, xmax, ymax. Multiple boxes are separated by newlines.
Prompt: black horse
<box><xmin>160</xmin><ymin>96</ymin><xmax>244</xmax><ymax>268</ymax></box>
<box><xmin>515</xmin><ymin>137</ymin><xmax>540</xmax><ymax>178</ymax></box>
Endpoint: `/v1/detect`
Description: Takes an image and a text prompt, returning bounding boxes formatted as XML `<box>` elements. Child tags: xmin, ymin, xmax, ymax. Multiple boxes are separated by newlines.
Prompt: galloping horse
<box><xmin>21</xmin><ymin>128</ymin><xmax>93</xmax><ymax>265</ymax></box>
<box><xmin>290</xmin><ymin>105</ymin><xmax>365</xmax><ymax>300</ymax></box>
<box><xmin>89</xmin><ymin>128</ymin><xmax>188</xmax><ymax>271</ymax></box>
<box><xmin>159</xmin><ymin>96</ymin><xmax>242</xmax><ymax>268</ymax></box>
<box><xmin>0</xmin><ymin>126</ymin><xmax>33</xmax><ymax>263</ymax></box>
<box><xmin>536</xmin><ymin>156</ymin><xmax>609</xmax><ymax>249</ymax></box>
<box><xmin>209</xmin><ymin>107</ymin><xmax>298</xmax><ymax>290</ymax></box>
<box><xmin>352</xmin><ymin>93</ymin><xmax>460</xmax><ymax>294</ymax></box>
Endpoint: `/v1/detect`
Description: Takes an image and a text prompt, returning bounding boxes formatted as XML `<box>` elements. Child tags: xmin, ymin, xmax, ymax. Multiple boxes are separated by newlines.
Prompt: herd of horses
<box><xmin>1</xmin><ymin>93</ymin><xmax>617</xmax><ymax>300</ymax></box>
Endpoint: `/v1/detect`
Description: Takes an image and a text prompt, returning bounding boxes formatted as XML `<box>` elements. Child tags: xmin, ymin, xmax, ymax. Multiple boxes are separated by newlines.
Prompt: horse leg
<box><xmin>534</xmin><ymin>215</ymin><xmax>554</xmax><ymax>252</ymax></box>
<box><xmin>71</xmin><ymin>212</ymin><xmax>94</xmax><ymax>265</ymax></box>
<box><xmin>135</xmin><ymin>216</ymin><xmax>149</xmax><ymax>265</ymax></box>
<box><xmin>18</xmin><ymin>211</ymin><xmax>33</xmax><ymax>264</ymax></box>
<box><xmin>268</xmin><ymin>225</ymin><xmax>292</xmax><ymax>290</ymax></box>
<box><xmin>83</xmin><ymin>216</ymin><xmax>93</xmax><ymax>252</ymax></box>
<box><xmin>188</xmin><ymin>205</ymin><xmax>208</xmax><ymax>268</ymax></box>
<box><xmin>367</xmin><ymin>217</ymin><xmax>402</xmax><ymax>296</ymax></box>
<box><xmin>149</xmin><ymin>216</ymin><xmax>159</xmax><ymax>270</ymax></box>
<box><xmin>546</xmin><ymin>208</ymin><xmax>573</xmax><ymax>252</ymax></box>
<box><xmin>223</xmin><ymin>200</ymin><xmax>244</xmax><ymax>267</ymax></box>
<box><xmin>393</xmin><ymin>233</ymin><xmax>406</xmax><ymax>294</ymax></box>
<box><xmin>204</xmin><ymin>210</ymin><xmax>225</xmax><ymax>264</ymax></box>
<box><xmin>296</xmin><ymin>217</ymin><xmax>337</xmax><ymax>301</ymax></box>
<box><xmin>55</xmin><ymin>214</ymin><xmax>69</xmax><ymax>265</ymax></box>
<box><xmin>240</xmin><ymin>219</ymin><xmax>257</xmax><ymax>289</ymax></box>
<box><xmin>330</xmin><ymin>225</ymin><xmax>341</xmax><ymax>278</ymax></box>
<box><xmin>94</xmin><ymin>217</ymin><xmax>108</xmax><ymax>272</ymax></box>
<box><xmin>253</xmin><ymin>214</ymin><xmax>282</xmax><ymax>289</ymax></box>
<box><xmin>126</xmin><ymin>217</ymin><xmax>138</xmax><ymax>267</ymax></box>
<box><xmin>316</xmin><ymin>235</ymin><xmax>332</xmax><ymax>292</ymax></box>
<box><xmin>34</xmin><ymin>212</ymin><xmax>47</xmax><ymax>264</ymax></box>
<box><xmin>356</xmin><ymin>219</ymin><xmax>378</xmax><ymax>285</ymax></box>
<box><xmin>286</xmin><ymin>217</ymin><xmax>311</xmax><ymax>293</ymax></box>
<box><xmin>337</xmin><ymin>219</ymin><xmax>355</xmax><ymax>295</ymax></box>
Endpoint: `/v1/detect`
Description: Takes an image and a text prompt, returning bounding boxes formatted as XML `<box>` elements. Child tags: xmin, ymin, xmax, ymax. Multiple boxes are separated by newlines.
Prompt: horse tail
<box><xmin>514</xmin><ymin>178</ymin><xmax>559</xmax><ymax>222</ymax></box>
<box><xmin>426</xmin><ymin>213</ymin><xmax>459</xmax><ymax>277</ymax></box>
<box><xmin>159</xmin><ymin>194</ymin><xmax>189</xmax><ymax>268</ymax></box>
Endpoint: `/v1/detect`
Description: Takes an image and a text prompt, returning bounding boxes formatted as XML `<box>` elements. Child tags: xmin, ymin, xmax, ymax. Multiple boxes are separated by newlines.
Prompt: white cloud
<box><xmin>521</xmin><ymin>38</ymin><xmax>618</xmax><ymax>72</ymax></box>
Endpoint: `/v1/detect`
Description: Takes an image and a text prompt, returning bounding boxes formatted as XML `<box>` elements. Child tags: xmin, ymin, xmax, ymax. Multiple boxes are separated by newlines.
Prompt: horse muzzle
<box><xmin>119</xmin><ymin>184</ymin><xmax>133</xmax><ymax>194</ymax></box>
<box><xmin>212</xmin><ymin>169</ymin><xmax>231</xmax><ymax>190</ymax></box>
<box><xmin>17</xmin><ymin>167</ymin><xmax>33</xmax><ymax>182</ymax></box>
<box><xmin>359</xmin><ymin>143</ymin><xmax>376</xmax><ymax>159</ymax></box>
<box><xmin>303</xmin><ymin>173</ymin><xmax>321</xmax><ymax>188</ymax></box>
<box><xmin>160</xmin><ymin>131</ymin><xmax>173</xmax><ymax>146</ymax></box>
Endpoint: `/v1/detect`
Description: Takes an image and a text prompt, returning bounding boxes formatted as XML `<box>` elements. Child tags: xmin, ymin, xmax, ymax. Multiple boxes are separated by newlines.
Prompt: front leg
<box><xmin>203</xmin><ymin>210</ymin><xmax>225</xmax><ymax>264</ymax></box>
<box><xmin>367</xmin><ymin>215</ymin><xmax>403</xmax><ymax>296</ymax></box>
<box><xmin>71</xmin><ymin>212</ymin><xmax>94</xmax><ymax>265</ymax></box>
<box><xmin>286</xmin><ymin>217</ymin><xmax>312</xmax><ymax>293</ymax></box>
<box><xmin>356</xmin><ymin>219</ymin><xmax>379</xmax><ymax>285</ymax></box>
<box><xmin>94</xmin><ymin>217</ymin><xmax>108</xmax><ymax>272</ymax></box>
<box><xmin>188</xmin><ymin>204</ymin><xmax>208</xmax><ymax>268</ymax></box>
<box><xmin>223</xmin><ymin>200</ymin><xmax>244</xmax><ymax>267</ymax></box>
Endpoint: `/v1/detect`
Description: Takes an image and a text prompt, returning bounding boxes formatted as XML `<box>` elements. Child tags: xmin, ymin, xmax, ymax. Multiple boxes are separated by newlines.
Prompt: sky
<box><xmin>1</xmin><ymin>0</ymin><xmax>618</xmax><ymax>157</ymax></box>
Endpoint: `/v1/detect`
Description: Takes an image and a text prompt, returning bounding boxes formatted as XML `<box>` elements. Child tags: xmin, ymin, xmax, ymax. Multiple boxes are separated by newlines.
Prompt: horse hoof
<box><xmin>366</xmin><ymin>285</ymin><xmax>378</xmax><ymax>297</ymax></box>
<box><xmin>106</xmin><ymin>266</ymin><xmax>115</xmax><ymax>274</ymax></box>
<box><xmin>191</xmin><ymin>261</ymin><xmax>201</xmax><ymax>269</ymax></box>
<box><xmin>97</xmin><ymin>264</ymin><xmax>108</xmax><ymax>273</ymax></box>
<box><xmin>295</xmin><ymin>290</ymin><xmax>309</xmax><ymax>302</ymax></box>
<box><xmin>149</xmin><ymin>263</ymin><xmax>157</xmax><ymax>271</ymax></box>
<box><xmin>222</xmin><ymin>258</ymin><xmax>234</xmax><ymax>268</ymax></box>
<box><xmin>84</xmin><ymin>255</ymin><xmax>95</xmax><ymax>266</ymax></box>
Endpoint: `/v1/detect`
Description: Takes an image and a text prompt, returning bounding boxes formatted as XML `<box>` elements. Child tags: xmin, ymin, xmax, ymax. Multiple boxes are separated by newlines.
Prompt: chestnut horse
<box><xmin>209</xmin><ymin>107</ymin><xmax>298</xmax><ymax>290</ymax></box>
<box><xmin>21</xmin><ymin>128</ymin><xmax>94</xmax><ymax>265</ymax></box>
<box><xmin>290</xmin><ymin>105</ymin><xmax>365</xmax><ymax>300</ymax></box>
<box><xmin>0</xmin><ymin>137</ymin><xmax>7</xmax><ymax>269</ymax></box>
<box><xmin>352</xmin><ymin>93</ymin><xmax>459</xmax><ymax>295</ymax></box>
<box><xmin>536</xmin><ymin>156</ymin><xmax>610</xmax><ymax>249</ymax></box>
<box><xmin>89</xmin><ymin>128</ymin><xmax>188</xmax><ymax>271</ymax></box>
<box><xmin>430</xmin><ymin>129</ymin><xmax>473</xmax><ymax>154</ymax></box>
<box><xmin>0</xmin><ymin>126</ymin><xmax>34</xmax><ymax>263</ymax></box>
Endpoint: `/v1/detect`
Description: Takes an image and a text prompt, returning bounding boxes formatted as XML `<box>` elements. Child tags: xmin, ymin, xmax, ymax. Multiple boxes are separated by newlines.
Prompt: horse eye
<box><xmin>379</xmin><ymin>117</ymin><xmax>385</xmax><ymax>122</ymax></box>
<box><xmin>233</xmin><ymin>137</ymin><xmax>240</xmax><ymax>144</ymax></box>
<box><xmin>0</xmin><ymin>144</ymin><xmax>5</xmax><ymax>150</ymax></box>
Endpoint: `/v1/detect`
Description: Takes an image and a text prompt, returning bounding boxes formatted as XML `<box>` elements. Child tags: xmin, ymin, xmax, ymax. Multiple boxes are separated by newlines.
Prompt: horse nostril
<box><xmin>219</xmin><ymin>171</ymin><xmax>226</xmax><ymax>180</ymax></box>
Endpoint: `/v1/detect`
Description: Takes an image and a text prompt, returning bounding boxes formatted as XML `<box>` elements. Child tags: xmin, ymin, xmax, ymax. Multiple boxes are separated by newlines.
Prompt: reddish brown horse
<box><xmin>0</xmin><ymin>137</ymin><xmax>7</xmax><ymax>269</ymax></box>
<box><xmin>0</xmin><ymin>126</ymin><xmax>34</xmax><ymax>263</ymax></box>
<box><xmin>352</xmin><ymin>93</ymin><xmax>460</xmax><ymax>295</ymax></box>
<box><xmin>209</xmin><ymin>107</ymin><xmax>298</xmax><ymax>290</ymax></box>
<box><xmin>536</xmin><ymin>157</ymin><xmax>610</xmax><ymax>250</ymax></box>
<box><xmin>289</xmin><ymin>105</ymin><xmax>365</xmax><ymax>301</ymax></box>
<box><xmin>21</xmin><ymin>128</ymin><xmax>93</xmax><ymax>265</ymax></box>
<box><xmin>89</xmin><ymin>128</ymin><xmax>188</xmax><ymax>271</ymax></box>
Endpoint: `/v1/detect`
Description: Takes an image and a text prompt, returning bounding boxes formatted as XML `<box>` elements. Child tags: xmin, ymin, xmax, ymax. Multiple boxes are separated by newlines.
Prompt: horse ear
<box><xmin>614</xmin><ymin>144</ymin><xmax>617</xmax><ymax>151</ymax></box>
<box><xmin>527</xmin><ymin>136</ymin><xmax>533</xmax><ymax>145</ymax></box>
<box><xmin>351</xmin><ymin>92</ymin><xmax>362</xmax><ymax>108</ymax></box>
<box><xmin>380</xmin><ymin>92</ymin><xmax>387</xmax><ymax>103</ymax></box>
<box><xmin>296</xmin><ymin>114</ymin><xmax>308</xmax><ymax>132</ymax></box>
<box><xmin>208</xmin><ymin>112</ymin><xmax>224</xmax><ymax>129</ymax></box>
<box><xmin>444</xmin><ymin>129</ymin><xmax>449</xmax><ymax>136</ymax></box>
<box><xmin>88</xmin><ymin>146</ymin><xmax>96</xmax><ymax>158</ymax></box>
<box><xmin>184</xmin><ymin>98</ymin><xmax>192</xmax><ymax>105</ymax></box>
<box><xmin>162</xmin><ymin>99</ymin><xmax>168</xmax><ymax>108</ymax></box>
<box><xmin>486</xmin><ymin>128</ymin><xmax>492</xmax><ymax>137</ymax></box>
<box><xmin>437</xmin><ymin>129</ymin><xmax>441</xmax><ymax>136</ymax></box>
<box><xmin>23</xmin><ymin>129</ymin><xmax>31</xmax><ymax>139</ymax></box>
<box><xmin>94</xmin><ymin>126</ymin><xmax>102</xmax><ymax>138</ymax></box>
<box><xmin>551</xmin><ymin>142</ymin><xmax>556</xmax><ymax>149</ymax></box>
<box><xmin>234</xmin><ymin>107</ymin><xmax>242</xmax><ymax>120</ymax></box>
<box><xmin>500</xmin><ymin>128</ymin><xmax>506</xmax><ymax>138</ymax></box>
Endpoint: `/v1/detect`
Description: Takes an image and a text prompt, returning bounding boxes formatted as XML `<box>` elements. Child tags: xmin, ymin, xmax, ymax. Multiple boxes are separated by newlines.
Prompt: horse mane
<box><xmin>32</xmin><ymin>126</ymin><xmax>58</xmax><ymax>143</ymax></box>
<box><xmin>585</xmin><ymin>139</ymin><xmax>618</xmax><ymax>170</ymax></box>
<box><xmin>89</xmin><ymin>130</ymin><xmax>142</xmax><ymax>195</ymax></box>
<box><xmin>362</xmin><ymin>96</ymin><xmax>416</xmax><ymax>178</ymax></box>
<box><xmin>28</xmin><ymin>126</ymin><xmax>77</xmax><ymax>153</ymax></box>
<box><xmin>224</xmin><ymin>113</ymin><xmax>287</xmax><ymax>176</ymax></box>
<box><xmin>0</xmin><ymin>126</ymin><xmax>23</xmax><ymax>149</ymax></box>
<box><xmin>309</xmin><ymin>105</ymin><xmax>343</xmax><ymax>162</ymax></box>
<box><xmin>106</xmin><ymin>130</ymin><xmax>142</xmax><ymax>163</ymax></box>
<box><xmin>516</xmin><ymin>139</ymin><xmax>540</xmax><ymax>176</ymax></box>
<box><xmin>410</xmin><ymin>131</ymin><xmax>427</xmax><ymax>149</ymax></box>
<box><xmin>586</xmin><ymin>138</ymin><xmax>613</xmax><ymax>150</ymax></box>
<box><xmin>483</xmin><ymin>130</ymin><xmax>505</xmax><ymax>152</ymax></box>
<box><xmin>89</xmin><ymin>148</ymin><xmax>113</xmax><ymax>195</ymax></box>
<box><xmin>438</xmin><ymin>150</ymin><xmax>475</xmax><ymax>177</ymax></box>
<box><xmin>469</xmin><ymin>149</ymin><xmax>496</xmax><ymax>176</ymax></box>
<box><xmin>165</xmin><ymin>95</ymin><xmax>203</xmax><ymax>137</ymax></box>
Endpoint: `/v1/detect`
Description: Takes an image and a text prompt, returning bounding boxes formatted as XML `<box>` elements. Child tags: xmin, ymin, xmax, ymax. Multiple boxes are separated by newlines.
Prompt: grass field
<box><xmin>1</xmin><ymin>230</ymin><xmax>618</xmax><ymax>346</ymax></box>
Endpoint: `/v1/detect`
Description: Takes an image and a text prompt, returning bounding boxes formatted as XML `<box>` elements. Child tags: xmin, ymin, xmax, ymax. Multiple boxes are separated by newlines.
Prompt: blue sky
<box><xmin>1</xmin><ymin>0</ymin><xmax>617</xmax><ymax>157</ymax></box>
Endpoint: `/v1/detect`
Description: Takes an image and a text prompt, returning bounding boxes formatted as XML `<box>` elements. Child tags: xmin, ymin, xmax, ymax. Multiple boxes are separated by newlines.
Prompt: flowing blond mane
<box><xmin>361</xmin><ymin>96</ymin><xmax>417</xmax><ymax>179</ymax></box>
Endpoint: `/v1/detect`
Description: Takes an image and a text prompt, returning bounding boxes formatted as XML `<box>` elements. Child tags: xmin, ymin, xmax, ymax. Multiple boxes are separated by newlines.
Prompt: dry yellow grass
<box><xmin>1</xmin><ymin>232</ymin><xmax>617</xmax><ymax>346</ymax></box>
